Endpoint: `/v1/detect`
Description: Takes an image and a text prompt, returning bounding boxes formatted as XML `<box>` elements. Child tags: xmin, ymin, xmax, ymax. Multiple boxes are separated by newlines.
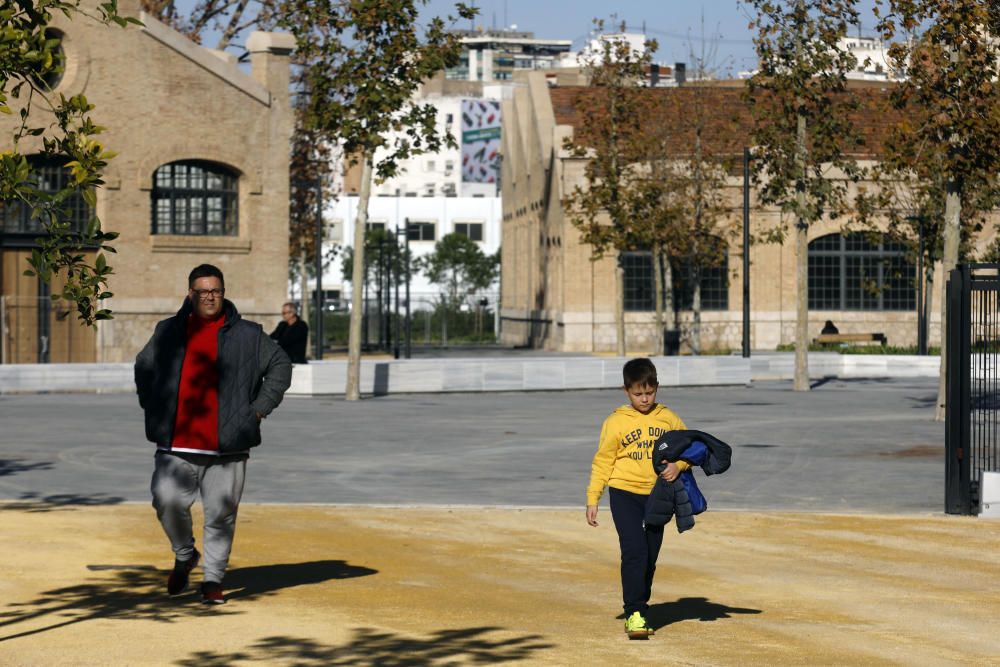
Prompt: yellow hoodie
<box><xmin>586</xmin><ymin>403</ymin><xmax>688</xmax><ymax>505</ymax></box>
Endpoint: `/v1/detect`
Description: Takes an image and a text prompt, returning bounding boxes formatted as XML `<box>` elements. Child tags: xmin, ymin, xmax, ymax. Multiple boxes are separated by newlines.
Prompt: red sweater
<box><xmin>172</xmin><ymin>314</ymin><xmax>224</xmax><ymax>453</ymax></box>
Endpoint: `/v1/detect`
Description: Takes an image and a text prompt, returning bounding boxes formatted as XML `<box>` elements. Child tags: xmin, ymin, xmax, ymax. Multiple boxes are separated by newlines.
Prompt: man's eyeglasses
<box><xmin>192</xmin><ymin>288</ymin><xmax>224</xmax><ymax>300</ymax></box>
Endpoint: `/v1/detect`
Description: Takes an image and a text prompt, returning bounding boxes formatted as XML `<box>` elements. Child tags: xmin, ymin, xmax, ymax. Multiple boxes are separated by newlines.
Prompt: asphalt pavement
<box><xmin>0</xmin><ymin>377</ymin><xmax>945</xmax><ymax>513</ymax></box>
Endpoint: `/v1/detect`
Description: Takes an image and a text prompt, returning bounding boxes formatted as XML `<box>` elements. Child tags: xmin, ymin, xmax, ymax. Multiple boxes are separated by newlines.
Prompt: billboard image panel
<box><xmin>461</xmin><ymin>99</ymin><xmax>501</xmax><ymax>184</ymax></box>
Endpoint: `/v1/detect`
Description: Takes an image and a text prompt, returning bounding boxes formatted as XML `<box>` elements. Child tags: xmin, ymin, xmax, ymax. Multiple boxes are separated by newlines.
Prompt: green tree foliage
<box><xmin>872</xmin><ymin>0</ymin><xmax>1000</xmax><ymax>419</ymax></box>
<box><xmin>276</xmin><ymin>0</ymin><xmax>475</xmax><ymax>399</ymax></box>
<box><xmin>1</xmin><ymin>0</ymin><xmax>138</xmax><ymax>324</ymax></box>
<box><xmin>746</xmin><ymin>0</ymin><xmax>863</xmax><ymax>390</ymax></box>
<box><xmin>416</xmin><ymin>232</ymin><xmax>498</xmax><ymax>310</ymax></box>
<box><xmin>562</xmin><ymin>20</ymin><xmax>656</xmax><ymax>355</ymax></box>
<box><xmin>340</xmin><ymin>227</ymin><xmax>411</xmax><ymax>292</ymax></box>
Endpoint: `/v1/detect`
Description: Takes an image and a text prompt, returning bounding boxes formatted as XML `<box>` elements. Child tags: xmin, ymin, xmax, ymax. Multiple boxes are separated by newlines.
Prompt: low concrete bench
<box><xmin>814</xmin><ymin>332</ymin><xmax>887</xmax><ymax>347</ymax></box>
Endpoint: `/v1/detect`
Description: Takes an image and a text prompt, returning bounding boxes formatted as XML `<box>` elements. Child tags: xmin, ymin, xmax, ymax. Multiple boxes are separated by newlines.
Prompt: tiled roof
<box><xmin>549</xmin><ymin>84</ymin><xmax>904</xmax><ymax>158</ymax></box>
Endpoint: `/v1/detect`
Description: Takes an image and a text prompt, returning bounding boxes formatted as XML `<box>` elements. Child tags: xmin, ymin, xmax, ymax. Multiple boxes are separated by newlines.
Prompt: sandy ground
<box><xmin>2</xmin><ymin>503</ymin><xmax>999</xmax><ymax>666</ymax></box>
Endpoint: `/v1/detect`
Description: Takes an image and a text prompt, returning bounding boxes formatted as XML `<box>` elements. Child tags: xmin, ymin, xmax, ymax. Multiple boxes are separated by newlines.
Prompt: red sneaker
<box><xmin>200</xmin><ymin>581</ymin><xmax>226</xmax><ymax>605</ymax></box>
<box><xmin>166</xmin><ymin>549</ymin><xmax>200</xmax><ymax>596</ymax></box>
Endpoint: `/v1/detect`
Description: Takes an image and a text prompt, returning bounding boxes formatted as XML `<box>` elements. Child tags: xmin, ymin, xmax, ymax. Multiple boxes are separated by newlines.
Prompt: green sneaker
<box><xmin>624</xmin><ymin>611</ymin><xmax>653</xmax><ymax>638</ymax></box>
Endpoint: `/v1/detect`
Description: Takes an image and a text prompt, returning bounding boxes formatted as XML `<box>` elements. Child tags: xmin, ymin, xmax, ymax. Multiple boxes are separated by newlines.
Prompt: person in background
<box><xmin>270</xmin><ymin>302</ymin><xmax>309</xmax><ymax>364</ymax></box>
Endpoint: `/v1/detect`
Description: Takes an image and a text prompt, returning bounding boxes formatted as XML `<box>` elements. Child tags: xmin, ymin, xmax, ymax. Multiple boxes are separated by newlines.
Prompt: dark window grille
<box><xmin>407</xmin><ymin>222</ymin><xmax>436</xmax><ymax>241</ymax></box>
<box><xmin>622</xmin><ymin>251</ymin><xmax>655</xmax><ymax>311</ymax></box>
<box><xmin>151</xmin><ymin>161</ymin><xmax>238</xmax><ymax>235</ymax></box>
<box><xmin>808</xmin><ymin>233</ymin><xmax>915</xmax><ymax>310</ymax></box>
<box><xmin>454</xmin><ymin>222</ymin><xmax>483</xmax><ymax>241</ymax></box>
<box><xmin>1</xmin><ymin>155</ymin><xmax>92</xmax><ymax>235</ymax></box>
<box><xmin>622</xmin><ymin>243</ymin><xmax>729</xmax><ymax>312</ymax></box>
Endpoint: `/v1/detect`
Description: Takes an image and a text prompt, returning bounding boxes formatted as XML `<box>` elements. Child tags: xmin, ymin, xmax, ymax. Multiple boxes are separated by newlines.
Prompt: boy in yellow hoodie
<box><xmin>586</xmin><ymin>357</ymin><xmax>688</xmax><ymax>638</ymax></box>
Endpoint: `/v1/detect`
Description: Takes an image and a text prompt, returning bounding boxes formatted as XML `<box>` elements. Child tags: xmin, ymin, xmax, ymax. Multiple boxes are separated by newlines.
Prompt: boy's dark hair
<box><xmin>188</xmin><ymin>264</ymin><xmax>225</xmax><ymax>288</ymax></box>
<box><xmin>623</xmin><ymin>357</ymin><xmax>658</xmax><ymax>388</ymax></box>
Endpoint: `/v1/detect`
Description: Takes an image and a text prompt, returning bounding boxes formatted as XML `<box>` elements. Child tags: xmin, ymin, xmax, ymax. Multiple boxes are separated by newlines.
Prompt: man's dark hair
<box><xmin>188</xmin><ymin>264</ymin><xmax>225</xmax><ymax>288</ymax></box>
<box><xmin>623</xmin><ymin>357</ymin><xmax>658</xmax><ymax>388</ymax></box>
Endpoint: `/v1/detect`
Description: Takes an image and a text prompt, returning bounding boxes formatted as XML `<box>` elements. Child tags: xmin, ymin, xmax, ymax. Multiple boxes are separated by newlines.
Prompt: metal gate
<box><xmin>945</xmin><ymin>263</ymin><xmax>1000</xmax><ymax>514</ymax></box>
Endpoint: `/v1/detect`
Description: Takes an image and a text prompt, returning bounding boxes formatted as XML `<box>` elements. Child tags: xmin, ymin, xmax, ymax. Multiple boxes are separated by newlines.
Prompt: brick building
<box><xmin>499</xmin><ymin>71</ymin><xmax>996</xmax><ymax>353</ymax></box>
<box><xmin>0</xmin><ymin>0</ymin><xmax>293</xmax><ymax>363</ymax></box>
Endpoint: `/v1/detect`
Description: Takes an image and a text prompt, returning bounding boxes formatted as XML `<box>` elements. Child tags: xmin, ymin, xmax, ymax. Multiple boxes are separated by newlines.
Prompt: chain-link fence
<box><xmin>317</xmin><ymin>291</ymin><xmax>499</xmax><ymax>351</ymax></box>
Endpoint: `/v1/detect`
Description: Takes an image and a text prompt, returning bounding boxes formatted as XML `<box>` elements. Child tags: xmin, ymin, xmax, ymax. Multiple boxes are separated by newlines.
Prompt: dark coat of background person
<box><xmin>135</xmin><ymin>298</ymin><xmax>292</xmax><ymax>453</ymax></box>
<box><xmin>270</xmin><ymin>318</ymin><xmax>309</xmax><ymax>364</ymax></box>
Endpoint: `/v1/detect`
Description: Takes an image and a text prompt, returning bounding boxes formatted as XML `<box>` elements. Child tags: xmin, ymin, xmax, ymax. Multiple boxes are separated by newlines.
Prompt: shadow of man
<box><xmin>644</xmin><ymin>597</ymin><xmax>762</xmax><ymax>631</ymax></box>
<box><xmin>224</xmin><ymin>560</ymin><xmax>377</xmax><ymax>600</ymax></box>
<box><xmin>0</xmin><ymin>560</ymin><xmax>377</xmax><ymax>643</ymax></box>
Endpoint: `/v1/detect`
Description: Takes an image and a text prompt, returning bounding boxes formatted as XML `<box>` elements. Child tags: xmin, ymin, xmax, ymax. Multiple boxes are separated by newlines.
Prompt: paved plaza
<box><xmin>1</xmin><ymin>377</ymin><xmax>944</xmax><ymax>512</ymax></box>
<box><xmin>6</xmin><ymin>376</ymin><xmax>997</xmax><ymax>666</ymax></box>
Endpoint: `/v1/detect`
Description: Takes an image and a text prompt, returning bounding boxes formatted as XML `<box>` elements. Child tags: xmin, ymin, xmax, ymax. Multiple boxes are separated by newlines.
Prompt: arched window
<box><xmin>1</xmin><ymin>154</ymin><xmax>92</xmax><ymax>235</ymax></box>
<box><xmin>623</xmin><ymin>238</ymin><xmax>729</xmax><ymax>312</ymax></box>
<box><xmin>808</xmin><ymin>232</ymin><xmax>915</xmax><ymax>310</ymax></box>
<box><xmin>151</xmin><ymin>160</ymin><xmax>238</xmax><ymax>235</ymax></box>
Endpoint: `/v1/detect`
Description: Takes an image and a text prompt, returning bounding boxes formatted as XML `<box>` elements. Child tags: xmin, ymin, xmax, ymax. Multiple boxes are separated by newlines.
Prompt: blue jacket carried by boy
<box><xmin>644</xmin><ymin>429</ymin><xmax>732</xmax><ymax>532</ymax></box>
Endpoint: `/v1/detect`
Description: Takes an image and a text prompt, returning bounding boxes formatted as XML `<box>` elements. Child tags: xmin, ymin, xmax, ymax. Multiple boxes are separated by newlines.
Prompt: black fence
<box><xmin>945</xmin><ymin>264</ymin><xmax>1000</xmax><ymax>514</ymax></box>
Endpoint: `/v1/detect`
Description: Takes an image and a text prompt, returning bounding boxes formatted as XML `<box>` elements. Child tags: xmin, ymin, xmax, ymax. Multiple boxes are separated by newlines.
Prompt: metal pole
<box><xmin>918</xmin><ymin>220</ymin><xmax>926</xmax><ymax>355</ymax></box>
<box><xmin>362</xmin><ymin>252</ymin><xmax>368</xmax><ymax>350</ymax></box>
<box><xmin>314</xmin><ymin>174</ymin><xmax>324</xmax><ymax>361</ymax></box>
<box><xmin>394</xmin><ymin>228</ymin><xmax>402</xmax><ymax>359</ymax></box>
<box><xmin>0</xmin><ymin>295</ymin><xmax>6</xmax><ymax>365</ymax></box>
<box><xmin>376</xmin><ymin>239</ymin><xmax>384</xmax><ymax>350</ymax></box>
<box><xmin>742</xmin><ymin>147</ymin><xmax>751</xmax><ymax>358</ymax></box>
<box><xmin>405</xmin><ymin>218</ymin><xmax>412</xmax><ymax>359</ymax></box>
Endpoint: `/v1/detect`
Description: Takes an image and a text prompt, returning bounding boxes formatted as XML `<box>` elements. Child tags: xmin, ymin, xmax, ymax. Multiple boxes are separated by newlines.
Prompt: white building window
<box><xmin>454</xmin><ymin>221</ymin><xmax>484</xmax><ymax>242</ymax></box>
<box><xmin>407</xmin><ymin>221</ymin><xmax>436</xmax><ymax>242</ymax></box>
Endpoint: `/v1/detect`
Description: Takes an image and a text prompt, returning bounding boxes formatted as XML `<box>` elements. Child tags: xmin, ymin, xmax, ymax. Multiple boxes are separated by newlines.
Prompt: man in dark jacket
<box><xmin>135</xmin><ymin>264</ymin><xmax>291</xmax><ymax>605</ymax></box>
<box><xmin>269</xmin><ymin>301</ymin><xmax>309</xmax><ymax>363</ymax></box>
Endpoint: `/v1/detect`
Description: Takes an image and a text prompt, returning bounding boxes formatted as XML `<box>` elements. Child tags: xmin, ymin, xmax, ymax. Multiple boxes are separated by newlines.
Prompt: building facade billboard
<box><xmin>461</xmin><ymin>99</ymin><xmax>501</xmax><ymax>184</ymax></box>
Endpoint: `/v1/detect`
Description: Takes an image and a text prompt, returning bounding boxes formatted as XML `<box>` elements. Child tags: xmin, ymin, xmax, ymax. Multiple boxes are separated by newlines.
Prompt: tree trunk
<box><xmin>793</xmin><ymin>106</ymin><xmax>810</xmax><ymax>392</ymax></box>
<box><xmin>935</xmin><ymin>182</ymin><xmax>961</xmax><ymax>421</ymax></box>
<box><xmin>615</xmin><ymin>257</ymin><xmax>626</xmax><ymax>356</ymax></box>
<box><xmin>653</xmin><ymin>244</ymin><xmax>665</xmax><ymax>356</ymax></box>
<box><xmin>299</xmin><ymin>248</ymin><xmax>310</xmax><ymax>359</ymax></box>
<box><xmin>924</xmin><ymin>264</ymin><xmax>934</xmax><ymax>353</ymax></box>
<box><xmin>664</xmin><ymin>258</ymin><xmax>677</xmax><ymax>331</ymax></box>
<box><xmin>692</xmin><ymin>129</ymin><xmax>704</xmax><ymax>356</ymax></box>
<box><xmin>346</xmin><ymin>152</ymin><xmax>374</xmax><ymax>401</ymax></box>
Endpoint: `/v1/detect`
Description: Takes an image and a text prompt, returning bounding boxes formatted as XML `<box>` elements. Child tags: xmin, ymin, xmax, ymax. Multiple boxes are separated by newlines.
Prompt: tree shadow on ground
<box><xmin>0</xmin><ymin>491</ymin><xmax>125</xmax><ymax>512</ymax></box>
<box><xmin>0</xmin><ymin>560</ymin><xmax>376</xmax><ymax>642</ymax></box>
<box><xmin>643</xmin><ymin>597</ymin><xmax>762</xmax><ymax>630</ymax></box>
<box><xmin>176</xmin><ymin>628</ymin><xmax>555</xmax><ymax>666</ymax></box>
<box><xmin>0</xmin><ymin>459</ymin><xmax>54</xmax><ymax>477</ymax></box>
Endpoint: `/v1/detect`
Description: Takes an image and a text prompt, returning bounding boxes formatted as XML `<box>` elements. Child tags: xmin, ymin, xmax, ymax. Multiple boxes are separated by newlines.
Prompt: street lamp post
<box><xmin>742</xmin><ymin>147</ymin><xmax>752</xmax><ymax>358</ymax></box>
<box><xmin>393</xmin><ymin>219</ymin><xmax>413</xmax><ymax>359</ymax></box>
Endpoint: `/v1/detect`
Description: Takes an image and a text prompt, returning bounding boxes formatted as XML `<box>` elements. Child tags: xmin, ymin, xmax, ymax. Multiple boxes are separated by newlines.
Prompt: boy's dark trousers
<box><xmin>609</xmin><ymin>487</ymin><xmax>664</xmax><ymax>616</ymax></box>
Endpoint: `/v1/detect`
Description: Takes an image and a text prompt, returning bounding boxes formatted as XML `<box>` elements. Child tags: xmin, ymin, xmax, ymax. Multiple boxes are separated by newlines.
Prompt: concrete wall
<box><xmin>0</xmin><ymin>353</ymin><xmax>942</xmax><ymax>395</ymax></box>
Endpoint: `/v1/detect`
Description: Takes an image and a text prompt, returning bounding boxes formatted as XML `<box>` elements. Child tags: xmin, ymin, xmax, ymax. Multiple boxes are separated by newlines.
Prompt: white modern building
<box><xmin>320</xmin><ymin>195</ymin><xmax>502</xmax><ymax>313</ymax></box>
<box><xmin>446</xmin><ymin>29</ymin><xmax>574</xmax><ymax>81</ymax></box>
<box><xmin>840</xmin><ymin>34</ymin><xmax>898</xmax><ymax>80</ymax></box>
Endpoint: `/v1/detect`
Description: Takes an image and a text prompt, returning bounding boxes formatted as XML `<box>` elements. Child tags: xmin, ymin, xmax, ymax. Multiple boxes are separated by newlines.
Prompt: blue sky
<box><xmin>173</xmin><ymin>0</ymin><xmax>884</xmax><ymax>77</ymax></box>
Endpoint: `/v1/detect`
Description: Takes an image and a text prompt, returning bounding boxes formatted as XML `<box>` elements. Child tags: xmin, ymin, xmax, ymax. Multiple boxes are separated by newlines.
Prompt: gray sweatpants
<box><xmin>150</xmin><ymin>450</ymin><xmax>247</xmax><ymax>584</ymax></box>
